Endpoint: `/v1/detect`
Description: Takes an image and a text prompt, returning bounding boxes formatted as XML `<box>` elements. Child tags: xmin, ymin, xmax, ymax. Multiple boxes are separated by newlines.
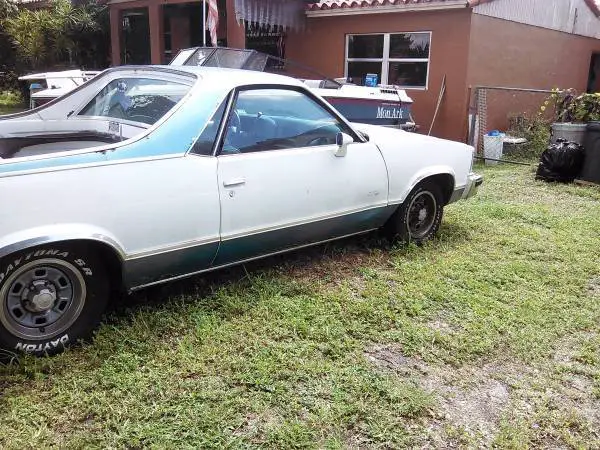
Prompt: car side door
<box><xmin>209</xmin><ymin>86</ymin><xmax>390</xmax><ymax>266</ymax></box>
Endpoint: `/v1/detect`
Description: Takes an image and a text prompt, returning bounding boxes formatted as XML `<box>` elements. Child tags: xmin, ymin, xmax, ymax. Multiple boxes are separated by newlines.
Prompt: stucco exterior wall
<box><xmin>286</xmin><ymin>9</ymin><xmax>473</xmax><ymax>141</ymax></box>
<box><xmin>467</xmin><ymin>13</ymin><xmax>600</xmax><ymax>133</ymax></box>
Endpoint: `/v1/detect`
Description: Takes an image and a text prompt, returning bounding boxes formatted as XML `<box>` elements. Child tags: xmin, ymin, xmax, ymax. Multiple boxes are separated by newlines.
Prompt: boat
<box><xmin>18</xmin><ymin>69</ymin><xmax>101</xmax><ymax>108</ymax></box>
<box><xmin>169</xmin><ymin>47</ymin><xmax>416</xmax><ymax>130</ymax></box>
<box><xmin>14</xmin><ymin>50</ymin><xmax>416</xmax><ymax>130</ymax></box>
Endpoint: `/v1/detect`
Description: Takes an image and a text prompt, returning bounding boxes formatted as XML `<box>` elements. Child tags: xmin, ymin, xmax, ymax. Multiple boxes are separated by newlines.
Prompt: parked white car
<box><xmin>18</xmin><ymin>69</ymin><xmax>101</xmax><ymax>108</ymax></box>
<box><xmin>0</xmin><ymin>66</ymin><xmax>481</xmax><ymax>355</ymax></box>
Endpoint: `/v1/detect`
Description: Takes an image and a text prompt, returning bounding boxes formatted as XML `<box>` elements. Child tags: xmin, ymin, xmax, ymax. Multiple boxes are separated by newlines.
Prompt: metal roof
<box><xmin>307</xmin><ymin>0</ymin><xmax>474</xmax><ymax>11</ymax></box>
<box><xmin>306</xmin><ymin>0</ymin><xmax>600</xmax><ymax>16</ymax></box>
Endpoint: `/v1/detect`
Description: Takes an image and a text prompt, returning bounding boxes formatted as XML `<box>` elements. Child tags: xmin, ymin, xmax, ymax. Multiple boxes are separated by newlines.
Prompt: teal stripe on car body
<box><xmin>124</xmin><ymin>206</ymin><xmax>396</xmax><ymax>291</ymax></box>
<box><xmin>213</xmin><ymin>206</ymin><xmax>395</xmax><ymax>267</ymax></box>
<box><xmin>0</xmin><ymin>151</ymin><xmax>108</xmax><ymax>175</ymax></box>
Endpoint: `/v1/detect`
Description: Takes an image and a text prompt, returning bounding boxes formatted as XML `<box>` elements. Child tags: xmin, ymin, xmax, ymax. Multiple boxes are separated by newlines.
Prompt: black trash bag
<box><xmin>535</xmin><ymin>138</ymin><xmax>585</xmax><ymax>183</ymax></box>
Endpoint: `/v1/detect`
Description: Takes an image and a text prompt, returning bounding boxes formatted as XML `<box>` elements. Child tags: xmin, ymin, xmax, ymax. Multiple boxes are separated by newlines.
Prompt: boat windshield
<box><xmin>177</xmin><ymin>47</ymin><xmax>268</xmax><ymax>71</ymax></box>
<box><xmin>171</xmin><ymin>47</ymin><xmax>341</xmax><ymax>87</ymax></box>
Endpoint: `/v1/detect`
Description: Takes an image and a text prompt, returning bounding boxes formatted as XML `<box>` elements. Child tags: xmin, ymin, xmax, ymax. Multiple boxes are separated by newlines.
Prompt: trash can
<box><xmin>578</xmin><ymin>121</ymin><xmax>600</xmax><ymax>185</ymax></box>
<box><xmin>551</xmin><ymin>123</ymin><xmax>587</xmax><ymax>145</ymax></box>
<box><xmin>483</xmin><ymin>132</ymin><xmax>504</xmax><ymax>165</ymax></box>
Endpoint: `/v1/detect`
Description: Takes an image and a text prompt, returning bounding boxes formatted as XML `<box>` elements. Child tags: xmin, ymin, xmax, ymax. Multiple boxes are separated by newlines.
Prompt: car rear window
<box><xmin>78</xmin><ymin>77</ymin><xmax>191</xmax><ymax>125</ymax></box>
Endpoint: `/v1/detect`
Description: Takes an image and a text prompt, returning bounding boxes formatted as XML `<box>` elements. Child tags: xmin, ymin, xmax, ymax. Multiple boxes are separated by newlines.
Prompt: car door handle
<box><xmin>223</xmin><ymin>178</ymin><xmax>246</xmax><ymax>188</ymax></box>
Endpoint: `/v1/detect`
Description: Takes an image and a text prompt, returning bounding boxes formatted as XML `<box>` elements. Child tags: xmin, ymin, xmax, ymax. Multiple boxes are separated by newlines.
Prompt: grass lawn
<box><xmin>1</xmin><ymin>164</ymin><xmax>599</xmax><ymax>448</ymax></box>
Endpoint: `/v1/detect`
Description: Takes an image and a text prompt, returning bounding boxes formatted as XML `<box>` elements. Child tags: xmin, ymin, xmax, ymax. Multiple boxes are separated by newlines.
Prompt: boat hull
<box><xmin>323</xmin><ymin>96</ymin><xmax>412</xmax><ymax>128</ymax></box>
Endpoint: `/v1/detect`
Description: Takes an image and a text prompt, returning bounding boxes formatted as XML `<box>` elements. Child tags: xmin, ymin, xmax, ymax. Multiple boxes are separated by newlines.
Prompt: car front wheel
<box><xmin>0</xmin><ymin>245</ymin><xmax>109</xmax><ymax>356</ymax></box>
<box><xmin>385</xmin><ymin>180</ymin><xmax>444</xmax><ymax>244</ymax></box>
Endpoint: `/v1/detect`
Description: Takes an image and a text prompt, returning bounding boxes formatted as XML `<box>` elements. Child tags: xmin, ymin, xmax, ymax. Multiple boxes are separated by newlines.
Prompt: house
<box><xmin>286</xmin><ymin>0</ymin><xmax>600</xmax><ymax>141</ymax></box>
<box><xmin>106</xmin><ymin>0</ymin><xmax>308</xmax><ymax>66</ymax></box>
<box><xmin>106</xmin><ymin>0</ymin><xmax>600</xmax><ymax>142</ymax></box>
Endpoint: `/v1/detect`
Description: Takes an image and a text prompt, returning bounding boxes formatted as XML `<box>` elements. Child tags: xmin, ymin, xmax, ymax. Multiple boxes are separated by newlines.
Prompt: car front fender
<box><xmin>393</xmin><ymin>165</ymin><xmax>456</xmax><ymax>205</ymax></box>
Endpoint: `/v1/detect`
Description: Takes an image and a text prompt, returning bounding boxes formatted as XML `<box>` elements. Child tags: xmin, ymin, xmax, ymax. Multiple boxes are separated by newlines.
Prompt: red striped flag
<box><xmin>206</xmin><ymin>0</ymin><xmax>219</xmax><ymax>47</ymax></box>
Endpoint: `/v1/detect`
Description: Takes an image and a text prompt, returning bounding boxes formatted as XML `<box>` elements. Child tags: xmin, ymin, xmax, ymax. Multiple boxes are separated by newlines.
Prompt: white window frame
<box><xmin>344</xmin><ymin>31</ymin><xmax>432</xmax><ymax>90</ymax></box>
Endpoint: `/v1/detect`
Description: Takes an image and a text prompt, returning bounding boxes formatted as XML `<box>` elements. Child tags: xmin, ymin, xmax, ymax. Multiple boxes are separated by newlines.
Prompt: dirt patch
<box><xmin>365</xmin><ymin>344</ymin><xmax>429</xmax><ymax>375</ymax></box>
<box><xmin>551</xmin><ymin>332</ymin><xmax>600</xmax><ymax>425</ymax></box>
<box><xmin>427</xmin><ymin>319</ymin><xmax>460</xmax><ymax>336</ymax></box>
<box><xmin>280</xmin><ymin>240</ymin><xmax>390</xmax><ymax>288</ymax></box>
<box><xmin>563</xmin><ymin>373</ymin><xmax>593</xmax><ymax>393</ymax></box>
<box><xmin>588</xmin><ymin>277</ymin><xmax>600</xmax><ymax>297</ymax></box>
<box><xmin>558</xmin><ymin>373</ymin><xmax>599</xmax><ymax>419</ymax></box>
<box><xmin>232</xmin><ymin>411</ymin><xmax>281</xmax><ymax>440</ymax></box>
<box><xmin>365</xmin><ymin>343</ymin><xmax>600</xmax><ymax>447</ymax></box>
<box><xmin>553</xmin><ymin>331</ymin><xmax>597</xmax><ymax>365</ymax></box>
<box><xmin>365</xmin><ymin>344</ymin><xmax>515</xmax><ymax>446</ymax></box>
<box><xmin>365</xmin><ymin>337</ymin><xmax>600</xmax><ymax>447</ymax></box>
<box><xmin>343</xmin><ymin>427</ymin><xmax>373</xmax><ymax>450</ymax></box>
<box><xmin>232</xmin><ymin>413</ymin><xmax>261</xmax><ymax>437</ymax></box>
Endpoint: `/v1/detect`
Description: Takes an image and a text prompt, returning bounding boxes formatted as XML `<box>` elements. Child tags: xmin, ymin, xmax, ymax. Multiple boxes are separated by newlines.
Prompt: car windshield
<box><xmin>78</xmin><ymin>77</ymin><xmax>191</xmax><ymax>125</ymax></box>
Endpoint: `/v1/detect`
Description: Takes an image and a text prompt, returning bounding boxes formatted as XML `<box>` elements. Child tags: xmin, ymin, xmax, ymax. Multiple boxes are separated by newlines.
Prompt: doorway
<box><xmin>588</xmin><ymin>53</ymin><xmax>600</xmax><ymax>93</ymax></box>
<box><xmin>121</xmin><ymin>9</ymin><xmax>151</xmax><ymax>65</ymax></box>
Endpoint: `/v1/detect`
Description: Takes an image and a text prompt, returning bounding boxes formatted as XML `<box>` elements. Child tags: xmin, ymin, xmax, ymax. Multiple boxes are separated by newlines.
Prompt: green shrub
<box><xmin>0</xmin><ymin>89</ymin><xmax>23</xmax><ymax>107</ymax></box>
<box><xmin>507</xmin><ymin>114</ymin><xmax>552</xmax><ymax>161</ymax></box>
<box><xmin>565</xmin><ymin>93</ymin><xmax>600</xmax><ymax>123</ymax></box>
<box><xmin>546</xmin><ymin>89</ymin><xmax>600</xmax><ymax>123</ymax></box>
<box><xmin>3</xmin><ymin>0</ymin><xmax>108</xmax><ymax>71</ymax></box>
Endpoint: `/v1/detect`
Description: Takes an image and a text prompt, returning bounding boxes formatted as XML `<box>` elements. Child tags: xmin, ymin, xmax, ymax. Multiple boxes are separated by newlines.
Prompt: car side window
<box><xmin>219</xmin><ymin>88</ymin><xmax>352</xmax><ymax>155</ymax></box>
<box><xmin>191</xmin><ymin>100</ymin><xmax>227</xmax><ymax>155</ymax></box>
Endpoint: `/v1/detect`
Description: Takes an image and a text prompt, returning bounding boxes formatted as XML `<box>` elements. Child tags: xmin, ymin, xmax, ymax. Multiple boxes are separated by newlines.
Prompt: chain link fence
<box><xmin>467</xmin><ymin>86</ymin><xmax>557</xmax><ymax>164</ymax></box>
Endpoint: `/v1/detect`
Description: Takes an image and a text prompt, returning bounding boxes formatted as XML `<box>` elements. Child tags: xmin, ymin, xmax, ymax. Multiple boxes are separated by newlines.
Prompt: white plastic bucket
<box><xmin>551</xmin><ymin>123</ymin><xmax>587</xmax><ymax>145</ymax></box>
<box><xmin>483</xmin><ymin>134</ymin><xmax>504</xmax><ymax>165</ymax></box>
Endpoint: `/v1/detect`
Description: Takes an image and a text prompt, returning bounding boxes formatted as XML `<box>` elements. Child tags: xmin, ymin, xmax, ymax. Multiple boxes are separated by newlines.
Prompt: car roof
<box><xmin>105</xmin><ymin>65</ymin><xmax>305</xmax><ymax>90</ymax></box>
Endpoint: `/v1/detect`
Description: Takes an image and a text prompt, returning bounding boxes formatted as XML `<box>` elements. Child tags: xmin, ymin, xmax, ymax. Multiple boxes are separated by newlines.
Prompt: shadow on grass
<box><xmin>1</xmin><ymin>221</ymin><xmax>473</xmax><ymax>372</ymax></box>
<box><xmin>117</xmin><ymin>232</ymin><xmax>384</xmax><ymax>312</ymax></box>
<box><xmin>118</xmin><ymin>219</ymin><xmax>472</xmax><ymax>313</ymax></box>
<box><xmin>435</xmin><ymin>221</ymin><xmax>473</xmax><ymax>246</ymax></box>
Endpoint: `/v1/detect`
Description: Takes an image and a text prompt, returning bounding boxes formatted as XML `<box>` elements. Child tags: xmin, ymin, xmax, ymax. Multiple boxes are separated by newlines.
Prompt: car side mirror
<box><xmin>335</xmin><ymin>132</ymin><xmax>354</xmax><ymax>157</ymax></box>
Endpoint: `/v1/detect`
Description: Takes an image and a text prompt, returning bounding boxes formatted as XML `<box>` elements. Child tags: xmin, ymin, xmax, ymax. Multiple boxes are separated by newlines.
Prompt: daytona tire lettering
<box><xmin>0</xmin><ymin>245</ymin><xmax>109</xmax><ymax>356</ymax></box>
<box><xmin>15</xmin><ymin>334</ymin><xmax>70</xmax><ymax>353</ymax></box>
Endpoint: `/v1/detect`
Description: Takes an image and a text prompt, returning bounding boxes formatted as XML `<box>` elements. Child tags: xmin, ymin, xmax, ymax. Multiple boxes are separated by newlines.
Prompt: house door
<box><xmin>121</xmin><ymin>9</ymin><xmax>151</xmax><ymax>65</ymax></box>
<box><xmin>588</xmin><ymin>53</ymin><xmax>600</xmax><ymax>93</ymax></box>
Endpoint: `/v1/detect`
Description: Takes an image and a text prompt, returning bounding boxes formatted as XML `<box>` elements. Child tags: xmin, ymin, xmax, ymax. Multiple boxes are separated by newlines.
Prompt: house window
<box><xmin>345</xmin><ymin>32</ymin><xmax>431</xmax><ymax>89</ymax></box>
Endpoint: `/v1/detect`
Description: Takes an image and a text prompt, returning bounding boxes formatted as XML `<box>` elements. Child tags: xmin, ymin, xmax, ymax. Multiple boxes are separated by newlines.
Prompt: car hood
<box><xmin>352</xmin><ymin>123</ymin><xmax>473</xmax><ymax>154</ymax></box>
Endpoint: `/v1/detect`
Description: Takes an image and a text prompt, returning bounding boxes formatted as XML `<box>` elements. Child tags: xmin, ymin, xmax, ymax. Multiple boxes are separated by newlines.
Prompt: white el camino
<box><xmin>0</xmin><ymin>66</ymin><xmax>481</xmax><ymax>355</ymax></box>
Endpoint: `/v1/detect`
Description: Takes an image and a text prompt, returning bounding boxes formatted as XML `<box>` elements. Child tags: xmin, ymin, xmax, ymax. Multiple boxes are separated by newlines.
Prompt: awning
<box><xmin>233</xmin><ymin>0</ymin><xmax>313</xmax><ymax>29</ymax></box>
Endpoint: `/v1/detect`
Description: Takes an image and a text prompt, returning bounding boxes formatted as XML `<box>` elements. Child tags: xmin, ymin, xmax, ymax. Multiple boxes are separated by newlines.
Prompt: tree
<box><xmin>4</xmin><ymin>0</ymin><xmax>108</xmax><ymax>71</ymax></box>
<box><xmin>0</xmin><ymin>0</ymin><xmax>18</xmax><ymax>88</ymax></box>
<box><xmin>0</xmin><ymin>0</ymin><xmax>16</xmax><ymax>20</ymax></box>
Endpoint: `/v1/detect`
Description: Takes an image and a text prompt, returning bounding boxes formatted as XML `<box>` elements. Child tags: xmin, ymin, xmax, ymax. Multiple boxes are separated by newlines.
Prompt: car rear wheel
<box><xmin>0</xmin><ymin>245</ymin><xmax>109</xmax><ymax>356</ymax></box>
<box><xmin>384</xmin><ymin>180</ymin><xmax>444</xmax><ymax>244</ymax></box>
